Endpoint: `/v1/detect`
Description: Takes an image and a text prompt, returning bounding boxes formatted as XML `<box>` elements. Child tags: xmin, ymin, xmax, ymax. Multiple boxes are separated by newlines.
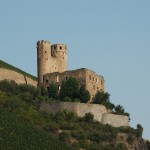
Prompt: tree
<box><xmin>93</xmin><ymin>91</ymin><xmax>114</xmax><ymax>110</ymax></box>
<box><xmin>79</xmin><ymin>85</ymin><xmax>90</xmax><ymax>103</ymax></box>
<box><xmin>59</xmin><ymin>77</ymin><xmax>79</xmax><ymax>100</ymax></box>
<box><xmin>114</xmin><ymin>105</ymin><xmax>125</xmax><ymax>114</ymax></box>
<box><xmin>48</xmin><ymin>83</ymin><xmax>58</xmax><ymax>99</ymax></box>
<box><xmin>84</xmin><ymin>113</ymin><xmax>94</xmax><ymax>122</ymax></box>
<box><xmin>136</xmin><ymin>124</ymin><xmax>143</xmax><ymax>137</ymax></box>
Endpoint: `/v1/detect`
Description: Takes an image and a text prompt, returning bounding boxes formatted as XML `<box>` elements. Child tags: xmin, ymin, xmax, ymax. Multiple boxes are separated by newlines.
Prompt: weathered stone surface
<box><xmin>101</xmin><ymin>113</ymin><xmax>129</xmax><ymax>127</ymax></box>
<box><xmin>37</xmin><ymin>40</ymin><xmax>105</xmax><ymax>100</ymax></box>
<box><xmin>37</xmin><ymin>40</ymin><xmax>68</xmax><ymax>84</ymax></box>
<box><xmin>0</xmin><ymin>68</ymin><xmax>37</xmax><ymax>87</ymax></box>
<box><xmin>43</xmin><ymin>68</ymin><xmax>105</xmax><ymax>100</ymax></box>
<box><xmin>40</xmin><ymin>102</ymin><xmax>129</xmax><ymax>127</ymax></box>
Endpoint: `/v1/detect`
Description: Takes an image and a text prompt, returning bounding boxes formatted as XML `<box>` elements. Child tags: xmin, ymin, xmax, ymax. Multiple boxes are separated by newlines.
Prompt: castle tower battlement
<box><xmin>37</xmin><ymin>40</ymin><xmax>68</xmax><ymax>84</ymax></box>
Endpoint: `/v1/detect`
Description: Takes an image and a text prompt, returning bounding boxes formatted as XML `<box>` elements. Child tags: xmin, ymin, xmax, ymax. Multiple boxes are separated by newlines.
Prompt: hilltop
<box><xmin>0</xmin><ymin>61</ymin><xmax>149</xmax><ymax>150</ymax></box>
<box><xmin>0</xmin><ymin>60</ymin><xmax>37</xmax><ymax>86</ymax></box>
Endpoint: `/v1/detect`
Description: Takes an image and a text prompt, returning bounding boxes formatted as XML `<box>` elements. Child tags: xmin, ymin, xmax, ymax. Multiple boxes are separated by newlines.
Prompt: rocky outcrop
<box><xmin>0</xmin><ymin>68</ymin><xmax>37</xmax><ymax>87</ymax></box>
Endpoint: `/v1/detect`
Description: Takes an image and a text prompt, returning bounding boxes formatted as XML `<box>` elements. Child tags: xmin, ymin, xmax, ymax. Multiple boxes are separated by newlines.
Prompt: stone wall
<box><xmin>43</xmin><ymin>68</ymin><xmax>105</xmax><ymax>100</ymax></box>
<box><xmin>101</xmin><ymin>113</ymin><xmax>129</xmax><ymax>127</ymax></box>
<box><xmin>0</xmin><ymin>68</ymin><xmax>37</xmax><ymax>87</ymax></box>
<box><xmin>40</xmin><ymin>102</ymin><xmax>129</xmax><ymax>127</ymax></box>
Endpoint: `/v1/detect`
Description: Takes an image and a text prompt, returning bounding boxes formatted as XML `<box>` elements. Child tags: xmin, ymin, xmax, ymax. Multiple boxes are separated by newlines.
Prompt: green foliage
<box><xmin>114</xmin><ymin>105</ymin><xmax>130</xmax><ymax>118</ymax></box>
<box><xmin>0</xmin><ymin>60</ymin><xmax>37</xmax><ymax>81</ymax></box>
<box><xmin>127</xmin><ymin>134</ymin><xmax>134</xmax><ymax>144</ymax></box>
<box><xmin>84</xmin><ymin>113</ymin><xmax>94</xmax><ymax>122</ymax></box>
<box><xmin>71</xmin><ymin>130</ymin><xmax>88</xmax><ymax>140</ymax></box>
<box><xmin>48</xmin><ymin>83</ymin><xmax>58</xmax><ymax>99</ymax></box>
<box><xmin>59</xmin><ymin>77</ymin><xmax>79</xmax><ymax>100</ymax></box>
<box><xmin>53</xmin><ymin>110</ymin><xmax>78</xmax><ymax>122</ymax></box>
<box><xmin>0</xmin><ymin>79</ymin><xmax>143</xmax><ymax>150</ymax></box>
<box><xmin>59</xmin><ymin>132</ymin><xmax>70</xmax><ymax>142</ymax></box>
<box><xmin>93</xmin><ymin>91</ymin><xmax>115</xmax><ymax>110</ymax></box>
<box><xmin>115</xmin><ymin>105</ymin><xmax>124</xmax><ymax>113</ymax></box>
<box><xmin>146</xmin><ymin>140</ymin><xmax>150</xmax><ymax>150</ymax></box>
<box><xmin>79</xmin><ymin>85</ymin><xmax>90</xmax><ymax>103</ymax></box>
<box><xmin>117</xmin><ymin>143</ymin><xmax>128</xmax><ymax>150</ymax></box>
<box><xmin>136</xmin><ymin>124</ymin><xmax>143</xmax><ymax>137</ymax></box>
<box><xmin>0</xmin><ymin>80</ymin><xmax>19</xmax><ymax>94</ymax></box>
<box><xmin>0</xmin><ymin>109</ymin><xmax>71</xmax><ymax>150</ymax></box>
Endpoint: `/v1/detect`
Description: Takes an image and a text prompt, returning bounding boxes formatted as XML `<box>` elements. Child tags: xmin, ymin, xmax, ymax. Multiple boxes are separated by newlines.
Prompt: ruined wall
<box><xmin>0</xmin><ymin>68</ymin><xmax>37</xmax><ymax>87</ymax></box>
<box><xmin>43</xmin><ymin>68</ymin><xmax>105</xmax><ymax>99</ymax></box>
<box><xmin>101</xmin><ymin>113</ymin><xmax>129</xmax><ymax>127</ymax></box>
<box><xmin>40</xmin><ymin>102</ymin><xmax>129</xmax><ymax>127</ymax></box>
<box><xmin>85</xmin><ymin>69</ymin><xmax>105</xmax><ymax>99</ymax></box>
<box><xmin>43</xmin><ymin>68</ymin><xmax>87</xmax><ymax>89</ymax></box>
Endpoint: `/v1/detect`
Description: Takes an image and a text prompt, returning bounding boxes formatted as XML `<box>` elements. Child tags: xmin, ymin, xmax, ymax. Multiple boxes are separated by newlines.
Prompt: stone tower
<box><xmin>37</xmin><ymin>40</ymin><xmax>68</xmax><ymax>85</ymax></box>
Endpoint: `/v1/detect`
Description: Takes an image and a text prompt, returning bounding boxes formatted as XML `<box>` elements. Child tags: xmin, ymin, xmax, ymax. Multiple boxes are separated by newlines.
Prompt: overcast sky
<box><xmin>0</xmin><ymin>0</ymin><xmax>150</xmax><ymax>139</ymax></box>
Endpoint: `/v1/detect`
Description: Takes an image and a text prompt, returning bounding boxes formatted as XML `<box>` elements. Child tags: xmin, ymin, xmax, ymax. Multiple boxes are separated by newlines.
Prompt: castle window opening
<box><xmin>60</xmin><ymin>46</ymin><xmax>62</xmax><ymax>49</ymax></box>
<box><xmin>93</xmin><ymin>76</ymin><xmax>94</xmax><ymax>81</ymax></box>
<box><xmin>93</xmin><ymin>85</ymin><xmax>95</xmax><ymax>90</ymax></box>
<box><xmin>45</xmin><ymin>51</ymin><xmax>47</xmax><ymax>53</ymax></box>
<box><xmin>58</xmin><ymin>85</ymin><xmax>61</xmax><ymax>90</ymax></box>
<box><xmin>46</xmin><ymin>80</ymin><xmax>49</xmax><ymax>84</ymax></box>
<box><xmin>97</xmin><ymin>87</ymin><xmax>99</xmax><ymax>90</ymax></box>
<box><xmin>101</xmin><ymin>81</ymin><xmax>103</xmax><ymax>85</ymax></box>
<box><xmin>55</xmin><ymin>75</ymin><xmax>59</xmax><ymax>82</ymax></box>
<box><xmin>96</xmin><ymin>78</ymin><xmax>98</xmax><ymax>83</ymax></box>
<box><xmin>101</xmin><ymin>89</ymin><xmax>103</xmax><ymax>91</ymax></box>
<box><xmin>65</xmin><ymin>77</ymin><xmax>68</xmax><ymax>80</ymax></box>
<box><xmin>89</xmin><ymin>75</ymin><xmax>91</xmax><ymax>80</ymax></box>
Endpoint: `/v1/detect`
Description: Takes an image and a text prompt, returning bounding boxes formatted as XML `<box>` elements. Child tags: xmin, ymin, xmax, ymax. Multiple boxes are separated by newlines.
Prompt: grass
<box><xmin>0</xmin><ymin>60</ymin><xmax>37</xmax><ymax>81</ymax></box>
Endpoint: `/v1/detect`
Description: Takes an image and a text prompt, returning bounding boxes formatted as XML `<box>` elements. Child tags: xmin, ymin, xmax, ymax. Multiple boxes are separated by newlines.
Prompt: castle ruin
<box><xmin>37</xmin><ymin>40</ymin><xmax>105</xmax><ymax>99</ymax></box>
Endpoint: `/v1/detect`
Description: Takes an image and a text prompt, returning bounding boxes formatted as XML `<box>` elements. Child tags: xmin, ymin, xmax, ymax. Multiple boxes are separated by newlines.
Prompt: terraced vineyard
<box><xmin>0</xmin><ymin>109</ymin><xmax>71</xmax><ymax>150</ymax></box>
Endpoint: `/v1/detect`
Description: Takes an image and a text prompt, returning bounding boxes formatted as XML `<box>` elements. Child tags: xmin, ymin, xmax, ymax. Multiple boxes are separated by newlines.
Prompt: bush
<box><xmin>127</xmin><ymin>134</ymin><xmax>134</xmax><ymax>144</ymax></box>
<box><xmin>84</xmin><ymin>113</ymin><xmax>94</xmax><ymax>122</ymax></box>
<box><xmin>0</xmin><ymin>80</ymin><xmax>19</xmax><ymax>94</ymax></box>
<box><xmin>79</xmin><ymin>85</ymin><xmax>90</xmax><ymax>103</ymax></box>
<box><xmin>136</xmin><ymin>124</ymin><xmax>143</xmax><ymax>137</ymax></box>
<box><xmin>59</xmin><ymin>77</ymin><xmax>79</xmax><ymax>100</ymax></box>
<box><xmin>146</xmin><ymin>140</ymin><xmax>150</xmax><ymax>150</ymax></box>
<box><xmin>59</xmin><ymin>132</ymin><xmax>70</xmax><ymax>142</ymax></box>
<box><xmin>48</xmin><ymin>83</ymin><xmax>58</xmax><ymax>99</ymax></box>
<box><xmin>43</xmin><ymin>123</ymin><xmax>59</xmax><ymax>133</ymax></box>
<box><xmin>71</xmin><ymin>130</ymin><xmax>88</xmax><ymax>140</ymax></box>
<box><xmin>93</xmin><ymin>91</ymin><xmax>115</xmax><ymax>110</ymax></box>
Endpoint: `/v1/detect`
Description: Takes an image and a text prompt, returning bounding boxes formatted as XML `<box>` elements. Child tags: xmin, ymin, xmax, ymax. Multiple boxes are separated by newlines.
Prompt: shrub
<box><xmin>127</xmin><ymin>134</ymin><xmax>134</xmax><ymax>144</ymax></box>
<box><xmin>136</xmin><ymin>124</ymin><xmax>143</xmax><ymax>137</ymax></box>
<box><xmin>93</xmin><ymin>91</ymin><xmax>115</xmax><ymax>110</ymax></box>
<box><xmin>84</xmin><ymin>113</ymin><xmax>94</xmax><ymax>122</ymax></box>
<box><xmin>145</xmin><ymin>140</ymin><xmax>150</xmax><ymax>150</ymax></box>
<box><xmin>59</xmin><ymin>77</ymin><xmax>79</xmax><ymax>100</ymax></box>
<box><xmin>48</xmin><ymin>83</ymin><xmax>58</xmax><ymax>99</ymax></box>
<box><xmin>63</xmin><ymin>96</ymin><xmax>72</xmax><ymax>102</ymax></box>
<box><xmin>59</xmin><ymin>132</ymin><xmax>70</xmax><ymax>142</ymax></box>
<box><xmin>79</xmin><ymin>85</ymin><xmax>90</xmax><ymax>103</ymax></box>
<box><xmin>43</xmin><ymin>123</ymin><xmax>59</xmax><ymax>133</ymax></box>
<box><xmin>71</xmin><ymin>130</ymin><xmax>88</xmax><ymax>140</ymax></box>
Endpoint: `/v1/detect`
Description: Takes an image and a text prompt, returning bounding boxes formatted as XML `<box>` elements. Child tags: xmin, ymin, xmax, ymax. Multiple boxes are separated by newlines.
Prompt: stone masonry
<box><xmin>0</xmin><ymin>68</ymin><xmax>37</xmax><ymax>87</ymax></box>
<box><xmin>37</xmin><ymin>40</ymin><xmax>105</xmax><ymax>99</ymax></box>
<box><xmin>43</xmin><ymin>68</ymin><xmax>105</xmax><ymax>98</ymax></box>
<box><xmin>40</xmin><ymin>102</ymin><xmax>129</xmax><ymax>127</ymax></box>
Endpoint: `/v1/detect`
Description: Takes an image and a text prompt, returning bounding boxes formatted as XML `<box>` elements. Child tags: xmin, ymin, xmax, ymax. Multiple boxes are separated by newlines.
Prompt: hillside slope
<box><xmin>0</xmin><ymin>60</ymin><xmax>37</xmax><ymax>86</ymax></box>
<box><xmin>0</xmin><ymin>108</ymin><xmax>71</xmax><ymax>150</ymax></box>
